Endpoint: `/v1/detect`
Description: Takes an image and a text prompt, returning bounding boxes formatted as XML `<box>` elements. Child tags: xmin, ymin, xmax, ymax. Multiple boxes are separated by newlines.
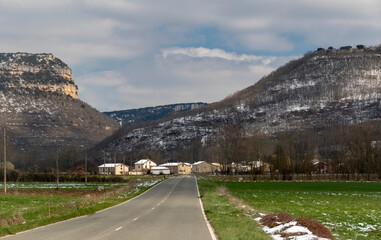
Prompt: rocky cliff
<box><xmin>104</xmin><ymin>102</ymin><xmax>208</xmax><ymax>126</ymax></box>
<box><xmin>0</xmin><ymin>53</ymin><xmax>77</xmax><ymax>98</ymax></box>
<box><xmin>0</xmin><ymin>53</ymin><xmax>120</xmax><ymax>156</ymax></box>
<box><xmin>102</xmin><ymin>45</ymin><xmax>381</xmax><ymax>153</ymax></box>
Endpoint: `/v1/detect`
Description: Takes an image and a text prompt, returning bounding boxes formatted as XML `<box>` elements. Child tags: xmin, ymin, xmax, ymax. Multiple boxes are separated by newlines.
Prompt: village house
<box><xmin>236</xmin><ymin>163</ymin><xmax>248</xmax><ymax>174</ymax></box>
<box><xmin>248</xmin><ymin>161</ymin><xmax>271</xmax><ymax>174</ymax></box>
<box><xmin>211</xmin><ymin>163</ymin><xmax>222</xmax><ymax>173</ymax></box>
<box><xmin>192</xmin><ymin>161</ymin><xmax>213</xmax><ymax>174</ymax></box>
<box><xmin>98</xmin><ymin>163</ymin><xmax>129</xmax><ymax>175</ymax></box>
<box><xmin>312</xmin><ymin>159</ymin><xmax>329</xmax><ymax>174</ymax></box>
<box><xmin>160</xmin><ymin>162</ymin><xmax>192</xmax><ymax>174</ymax></box>
<box><xmin>151</xmin><ymin>166</ymin><xmax>171</xmax><ymax>175</ymax></box>
<box><xmin>130</xmin><ymin>159</ymin><xmax>157</xmax><ymax>175</ymax></box>
<box><xmin>228</xmin><ymin>162</ymin><xmax>237</xmax><ymax>174</ymax></box>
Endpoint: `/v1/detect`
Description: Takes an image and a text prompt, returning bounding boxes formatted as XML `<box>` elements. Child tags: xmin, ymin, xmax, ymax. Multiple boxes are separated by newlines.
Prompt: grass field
<box><xmin>2</xmin><ymin>182</ymin><xmax>126</xmax><ymax>190</ymax></box>
<box><xmin>0</xmin><ymin>179</ymin><xmax>161</xmax><ymax>236</ymax></box>
<box><xmin>202</xmin><ymin>180</ymin><xmax>381</xmax><ymax>240</ymax></box>
<box><xmin>197</xmin><ymin>178</ymin><xmax>271</xmax><ymax>240</ymax></box>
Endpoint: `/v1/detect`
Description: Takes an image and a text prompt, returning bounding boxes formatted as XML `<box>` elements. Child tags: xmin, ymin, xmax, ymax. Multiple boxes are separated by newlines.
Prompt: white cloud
<box><xmin>84</xmin><ymin>0</ymin><xmax>139</xmax><ymax>12</ymax></box>
<box><xmin>161</xmin><ymin>47</ymin><xmax>264</xmax><ymax>62</ymax></box>
<box><xmin>0</xmin><ymin>0</ymin><xmax>72</xmax><ymax>10</ymax></box>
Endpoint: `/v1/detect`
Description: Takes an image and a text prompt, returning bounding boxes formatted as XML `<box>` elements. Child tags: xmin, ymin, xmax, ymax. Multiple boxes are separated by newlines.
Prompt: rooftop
<box><xmin>98</xmin><ymin>163</ymin><xmax>125</xmax><ymax>167</ymax></box>
<box><xmin>135</xmin><ymin>159</ymin><xmax>150</xmax><ymax>164</ymax></box>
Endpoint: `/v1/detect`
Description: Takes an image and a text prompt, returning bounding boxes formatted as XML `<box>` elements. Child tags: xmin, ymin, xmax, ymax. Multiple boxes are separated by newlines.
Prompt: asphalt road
<box><xmin>2</xmin><ymin>176</ymin><xmax>215</xmax><ymax>240</ymax></box>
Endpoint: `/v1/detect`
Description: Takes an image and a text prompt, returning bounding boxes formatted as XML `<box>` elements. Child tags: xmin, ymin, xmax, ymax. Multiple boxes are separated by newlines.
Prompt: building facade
<box><xmin>192</xmin><ymin>161</ymin><xmax>213</xmax><ymax>174</ymax></box>
<box><xmin>98</xmin><ymin>163</ymin><xmax>129</xmax><ymax>175</ymax></box>
<box><xmin>133</xmin><ymin>159</ymin><xmax>157</xmax><ymax>174</ymax></box>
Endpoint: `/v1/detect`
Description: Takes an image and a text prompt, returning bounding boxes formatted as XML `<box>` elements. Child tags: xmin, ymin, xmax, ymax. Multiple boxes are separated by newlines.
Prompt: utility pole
<box><xmin>113</xmin><ymin>151</ymin><xmax>116</xmax><ymax>176</ymax></box>
<box><xmin>103</xmin><ymin>152</ymin><xmax>106</xmax><ymax>174</ymax></box>
<box><xmin>85</xmin><ymin>149</ymin><xmax>88</xmax><ymax>185</ymax></box>
<box><xmin>55</xmin><ymin>140</ymin><xmax>59</xmax><ymax>189</ymax></box>
<box><xmin>123</xmin><ymin>154</ymin><xmax>126</xmax><ymax>176</ymax></box>
<box><xmin>3</xmin><ymin>127</ymin><xmax>6</xmax><ymax>194</ymax></box>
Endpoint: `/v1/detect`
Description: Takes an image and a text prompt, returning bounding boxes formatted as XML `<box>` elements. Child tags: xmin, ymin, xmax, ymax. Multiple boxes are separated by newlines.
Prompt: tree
<box><xmin>216</xmin><ymin>124</ymin><xmax>244</xmax><ymax>174</ymax></box>
<box><xmin>271</xmin><ymin>145</ymin><xmax>291</xmax><ymax>180</ymax></box>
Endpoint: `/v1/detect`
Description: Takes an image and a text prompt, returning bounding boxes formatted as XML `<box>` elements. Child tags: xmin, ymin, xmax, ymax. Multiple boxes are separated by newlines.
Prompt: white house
<box><xmin>159</xmin><ymin>162</ymin><xmax>192</xmax><ymax>174</ymax></box>
<box><xmin>98</xmin><ymin>163</ymin><xmax>129</xmax><ymax>175</ymax></box>
<box><xmin>133</xmin><ymin>159</ymin><xmax>157</xmax><ymax>174</ymax></box>
<box><xmin>151</xmin><ymin>166</ymin><xmax>171</xmax><ymax>175</ymax></box>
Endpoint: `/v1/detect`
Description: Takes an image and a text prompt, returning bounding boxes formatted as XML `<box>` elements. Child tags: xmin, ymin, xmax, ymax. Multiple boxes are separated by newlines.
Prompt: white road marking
<box><xmin>115</xmin><ymin>227</ymin><xmax>122</xmax><ymax>231</ymax></box>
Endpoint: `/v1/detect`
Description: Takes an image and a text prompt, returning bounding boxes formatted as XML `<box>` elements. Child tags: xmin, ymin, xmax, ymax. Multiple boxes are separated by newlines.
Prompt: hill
<box><xmin>0</xmin><ymin>53</ymin><xmax>120</xmax><ymax>168</ymax></box>
<box><xmin>104</xmin><ymin>103</ymin><xmax>208</xmax><ymax>127</ymax></box>
<box><xmin>100</xmin><ymin>45</ymin><xmax>381</xmax><ymax>156</ymax></box>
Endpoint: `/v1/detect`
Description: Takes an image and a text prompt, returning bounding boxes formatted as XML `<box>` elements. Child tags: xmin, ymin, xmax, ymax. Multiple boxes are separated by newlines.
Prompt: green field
<box><xmin>0</xmin><ymin>180</ymin><xmax>161</xmax><ymax>236</ymax></box>
<box><xmin>198</xmin><ymin>178</ymin><xmax>271</xmax><ymax>240</ymax></box>
<box><xmin>1</xmin><ymin>182</ymin><xmax>126</xmax><ymax>190</ymax></box>
<box><xmin>200</xmin><ymin>180</ymin><xmax>381</xmax><ymax>240</ymax></box>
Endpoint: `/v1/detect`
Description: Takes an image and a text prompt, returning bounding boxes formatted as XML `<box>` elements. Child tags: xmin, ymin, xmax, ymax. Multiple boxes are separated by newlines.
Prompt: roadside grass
<box><xmin>1</xmin><ymin>182</ymin><xmax>126</xmax><ymax>190</ymax></box>
<box><xmin>223</xmin><ymin>181</ymin><xmax>381</xmax><ymax>240</ymax></box>
<box><xmin>197</xmin><ymin>178</ymin><xmax>272</xmax><ymax>240</ymax></box>
<box><xmin>0</xmin><ymin>179</ymin><xmax>162</xmax><ymax>236</ymax></box>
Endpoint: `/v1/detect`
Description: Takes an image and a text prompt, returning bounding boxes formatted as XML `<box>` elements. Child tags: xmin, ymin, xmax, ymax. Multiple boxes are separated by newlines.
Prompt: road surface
<box><xmin>2</xmin><ymin>176</ymin><xmax>215</xmax><ymax>240</ymax></box>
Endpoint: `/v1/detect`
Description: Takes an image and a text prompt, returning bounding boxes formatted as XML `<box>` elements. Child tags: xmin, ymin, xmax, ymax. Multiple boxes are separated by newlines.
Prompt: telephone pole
<box><xmin>103</xmin><ymin>151</ymin><xmax>106</xmax><ymax>174</ymax></box>
<box><xmin>3</xmin><ymin>127</ymin><xmax>7</xmax><ymax>194</ymax></box>
<box><xmin>123</xmin><ymin>154</ymin><xmax>126</xmax><ymax>176</ymax></box>
<box><xmin>84</xmin><ymin>149</ymin><xmax>87</xmax><ymax>185</ymax></box>
<box><xmin>55</xmin><ymin>140</ymin><xmax>59</xmax><ymax>189</ymax></box>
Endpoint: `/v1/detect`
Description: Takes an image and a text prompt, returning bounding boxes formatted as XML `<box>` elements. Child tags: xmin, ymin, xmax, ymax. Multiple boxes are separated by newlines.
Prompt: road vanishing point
<box><xmin>2</xmin><ymin>176</ymin><xmax>215</xmax><ymax>240</ymax></box>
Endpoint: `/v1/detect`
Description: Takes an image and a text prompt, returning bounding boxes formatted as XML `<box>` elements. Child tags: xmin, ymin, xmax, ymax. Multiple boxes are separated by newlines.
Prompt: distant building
<box><xmin>98</xmin><ymin>163</ymin><xmax>129</xmax><ymax>175</ymax></box>
<box><xmin>312</xmin><ymin>159</ymin><xmax>328</xmax><ymax>174</ymax></box>
<box><xmin>131</xmin><ymin>159</ymin><xmax>157</xmax><ymax>175</ymax></box>
<box><xmin>248</xmin><ymin>161</ymin><xmax>271</xmax><ymax>174</ymax></box>
<box><xmin>211</xmin><ymin>163</ymin><xmax>222</xmax><ymax>173</ymax></box>
<box><xmin>151</xmin><ymin>166</ymin><xmax>171</xmax><ymax>175</ymax></box>
<box><xmin>160</xmin><ymin>162</ymin><xmax>192</xmax><ymax>174</ymax></box>
<box><xmin>236</xmin><ymin>164</ymin><xmax>248</xmax><ymax>174</ymax></box>
<box><xmin>192</xmin><ymin>161</ymin><xmax>213</xmax><ymax>174</ymax></box>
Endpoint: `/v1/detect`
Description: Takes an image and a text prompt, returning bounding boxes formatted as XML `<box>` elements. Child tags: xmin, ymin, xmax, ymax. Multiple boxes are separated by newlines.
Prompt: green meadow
<box><xmin>198</xmin><ymin>179</ymin><xmax>381</xmax><ymax>240</ymax></box>
<box><xmin>0</xmin><ymin>180</ymin><xmax>161</xmax><ymax>236</ymax></box>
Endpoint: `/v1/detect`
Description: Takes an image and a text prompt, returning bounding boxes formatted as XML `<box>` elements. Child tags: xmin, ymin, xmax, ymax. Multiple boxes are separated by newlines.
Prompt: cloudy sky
<box><xmin>1</xmin><ymin>0</ymin><xmax>381</xmax><ymax>111</ymax></box>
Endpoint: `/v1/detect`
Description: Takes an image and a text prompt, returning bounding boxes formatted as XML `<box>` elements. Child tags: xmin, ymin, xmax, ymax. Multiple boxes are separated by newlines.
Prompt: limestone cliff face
<box><xmin>0</xmin><ymin>53</ymin><xmax>78</xmax><ymax>98</ymax></box>
<box><xmin>0</xmin><ymin>52</ymin><xmax>120</xmax><ymax>157</ymax></box>
<box><xmin>104</xmin><ymin>102</ymin><xmax>208</xmax><ymax>127</ymax></box>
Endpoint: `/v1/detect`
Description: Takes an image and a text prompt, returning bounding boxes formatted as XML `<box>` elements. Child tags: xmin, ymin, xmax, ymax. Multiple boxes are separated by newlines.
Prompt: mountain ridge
<box><xmin>100</xmin><ymin>45</ymin><xmax>381</xmax><ymax>155</ymax></box>
<box><xmin>104</xmin><ymin>102</ymin><xmax>208</xmax><ymax>126</ymax></box>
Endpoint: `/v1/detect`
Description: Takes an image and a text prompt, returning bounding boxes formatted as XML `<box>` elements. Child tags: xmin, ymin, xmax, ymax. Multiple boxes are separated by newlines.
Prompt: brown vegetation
<box><xmin>0</xmin><ymin>214</ymin><xmax>25</xmax><ymax>227</ymax></box>
<box><xmin>260</xmin><ymin>213</ymin><xmax>293</xmax><ymax>228</ymax></box>
<box><xmin>297</xmin><ymin>217</ymin><xmax>334</xmax><ymax>240</ymax></box>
